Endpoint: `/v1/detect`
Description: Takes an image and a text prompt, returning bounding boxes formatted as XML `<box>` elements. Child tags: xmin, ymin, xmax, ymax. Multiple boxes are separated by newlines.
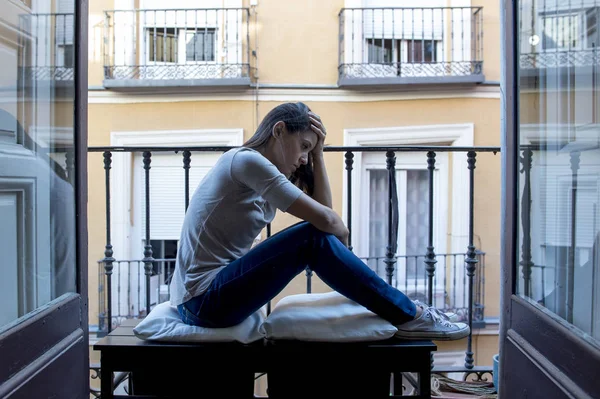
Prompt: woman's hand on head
<box><xmin>308</xmin><ymin>111</ymin><xmax>326</xmax><ymax>156</ymax></box>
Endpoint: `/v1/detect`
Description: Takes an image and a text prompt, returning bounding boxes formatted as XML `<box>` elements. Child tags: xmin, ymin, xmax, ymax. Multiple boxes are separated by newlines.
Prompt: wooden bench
<box><xmin>94</xmin><ymin>319</ymin><xmax>437</xmax><ymax>399</ymax></box>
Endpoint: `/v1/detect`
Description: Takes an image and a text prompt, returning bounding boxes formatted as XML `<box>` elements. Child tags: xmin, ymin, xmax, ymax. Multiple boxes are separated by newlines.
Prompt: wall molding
<box><xmin>88</xmin><ymin>86</ymin><xmax>501</xmax><ymax>104</ymax></box>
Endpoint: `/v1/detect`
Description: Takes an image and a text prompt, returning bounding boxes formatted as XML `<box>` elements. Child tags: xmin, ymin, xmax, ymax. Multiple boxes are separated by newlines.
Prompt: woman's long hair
<box><xmin>243</xmin><ymin>102</ymin><xmax>315</xmax><ymax>196</ymax></box>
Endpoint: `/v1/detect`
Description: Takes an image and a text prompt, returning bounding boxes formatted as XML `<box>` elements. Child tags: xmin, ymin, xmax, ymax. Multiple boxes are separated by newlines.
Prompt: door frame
<box><xmin>499</xmin><ymin>1</ymin><xmax>600</xmax><ymax>397</ymax></box>
<box><xmin>0</xmin><ymin>0</ymin><xmax>88</xmax><ymax>397</ymax></box>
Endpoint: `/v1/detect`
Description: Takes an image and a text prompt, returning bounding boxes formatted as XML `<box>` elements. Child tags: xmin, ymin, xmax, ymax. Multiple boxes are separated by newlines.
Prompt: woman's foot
<box><xmin>413</xmin><ymin>300</ymin><xmax>460</xmax><ymax>322</ymax></box>
<box><xmin>394</xmin><ymin>303</ymin><xmax>470</xmax><ymax>341</ymax></box>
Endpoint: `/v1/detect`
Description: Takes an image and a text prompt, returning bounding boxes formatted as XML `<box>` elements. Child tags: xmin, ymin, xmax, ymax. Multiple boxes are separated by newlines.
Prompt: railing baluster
<box><xmin>137</xmin><ymin>260</ymin><xmax>141</xmax><ymax>317</ymax></box>
<box><xmin>464</xmin><ymin>150</ymin><xmax>478</xmax><ymax>370</ymax></box>
<box><xmin>142</xmin><ymin>151</ymin><xmax>154</xmax><ymax>315</ymax></box>
<box><xmin>384</xmin><ymin>150</ymin><xmax>397</xmax><ymax>285</ymax></box>
<box><xmin>127</xmin><ymin>261</ymin><xmax>132</xmax><ymax>318</ymax></box>
<box><xmin>102</xmin><ymin>151</ymin><xmax>115</xmax><ymax>333</ymax></box>
<box><xmin>183</xmin><ymin>150</ymin><xmax>191</xmax><ymax>211</ymax></box>
<box><xmin>345</xmin><ymin>151</ymin><xmax>354</xmax><ymax>251</ymax></box>
<box><xmin>519</xmin><ymin>148</ymin><xmax>533</xmax><ymax>297</ymax></box>
<box><xmin>425</xmin><ymin>151</ymin><xmax>437</xmax><ymax>306</ymax></box>
<box><xmin>567</xmin><ymin>150</ymin><xmax>581</xmax><ymax>323</ymax></box>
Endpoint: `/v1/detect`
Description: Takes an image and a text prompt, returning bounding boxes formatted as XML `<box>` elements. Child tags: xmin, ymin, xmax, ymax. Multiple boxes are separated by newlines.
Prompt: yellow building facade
<box><xmin>86</xmin><ymin>0</ymin><xmax>502</xmax><ymax>381</ymax></box>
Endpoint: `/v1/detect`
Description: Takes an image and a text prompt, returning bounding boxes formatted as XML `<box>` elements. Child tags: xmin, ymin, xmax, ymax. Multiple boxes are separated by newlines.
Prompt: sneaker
<box><xmin>413</xmin><ymin>300</ymin><xmax>460</xmax><ymax>323</ymax></box>
<box><xmin>395</xmin><ymin>303</ymin><xmax>470</xmax><ymax>341</ymax></box>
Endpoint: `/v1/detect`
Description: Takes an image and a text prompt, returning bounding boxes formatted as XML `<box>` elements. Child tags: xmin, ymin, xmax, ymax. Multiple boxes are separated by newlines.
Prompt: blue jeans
<box><xmin>177</xmin><ymin>221</ymin><xmax>417</xmax><ymax>328</ymax></box>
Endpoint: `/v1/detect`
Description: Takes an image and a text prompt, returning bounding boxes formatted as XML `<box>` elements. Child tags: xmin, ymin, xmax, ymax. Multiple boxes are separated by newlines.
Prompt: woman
<box><xmin>170</xmin><ymin>102</ymin><xmax>469</xmax><ymax>340</ymax></box>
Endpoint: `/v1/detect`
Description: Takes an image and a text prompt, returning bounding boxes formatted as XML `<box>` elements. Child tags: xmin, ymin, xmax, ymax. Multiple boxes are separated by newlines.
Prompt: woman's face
<box><xmin>274</xmin><ymin>128</ymin><xmax>317</xmax><ymax>177</ymax></box>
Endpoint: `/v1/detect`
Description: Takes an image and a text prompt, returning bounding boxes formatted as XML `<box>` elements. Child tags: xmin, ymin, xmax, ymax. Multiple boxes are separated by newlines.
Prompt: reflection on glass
<box><xmin>0</xmin><ymin>1</ymin><xmax>76</xmax><ymax>331</ymax></box>
<box><xmin>518</xmin><ymin>0</ymin><xmax>600</xmax><ymax>341</ymax></box>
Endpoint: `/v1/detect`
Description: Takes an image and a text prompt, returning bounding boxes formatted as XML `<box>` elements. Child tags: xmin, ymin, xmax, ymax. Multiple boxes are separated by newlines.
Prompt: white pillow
<box><xmin>132</xmin><ymin>301</ymin><xmax>266</xmax><ymax>344</ymax></box>
<box><xmin>259</xmin><ymin>291</ymin><xmax>398</xmax><ymax>342</ymax></box>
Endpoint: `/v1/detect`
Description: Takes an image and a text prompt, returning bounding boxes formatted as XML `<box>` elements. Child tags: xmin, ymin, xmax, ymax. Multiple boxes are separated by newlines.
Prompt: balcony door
<box><xmin>358</xmin><ymin>151</ymin><xmax>448</xmax><ymax>307</ymax></box>
<box><xmin>500</xmin><ymin>0</ymin><xmax>600</xmax><ymax>397</ymax></box>
<box><xmin>0</xmin><ymin>0</ymin><xmax>88</xmax><ymax>397</ymax></box>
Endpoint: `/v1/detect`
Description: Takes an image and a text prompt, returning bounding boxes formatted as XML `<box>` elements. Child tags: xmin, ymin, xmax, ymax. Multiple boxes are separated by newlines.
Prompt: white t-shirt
<box><xmin>169</xmin><ymin>147</ymin><xmax>303</xmax><ymax>306</ymax></box>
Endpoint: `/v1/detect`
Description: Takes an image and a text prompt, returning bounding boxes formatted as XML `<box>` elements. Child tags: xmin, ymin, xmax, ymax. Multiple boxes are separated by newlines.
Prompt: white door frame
<box><xmin>361</xmin><ymin>151</ymin><xmax>448</xmax><ymax>298</ymax></box>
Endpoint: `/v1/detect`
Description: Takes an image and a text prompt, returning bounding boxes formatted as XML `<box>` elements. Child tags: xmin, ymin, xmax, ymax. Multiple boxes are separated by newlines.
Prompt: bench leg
<box><xmin>100</xmin><ymin>353</ymin><xmax>115</xmax><ymax>399</ymax></box>
<box><xmin>418</xmin><ymin>368</ymin><xmax>431</xmax><ymax>399</ymax></box>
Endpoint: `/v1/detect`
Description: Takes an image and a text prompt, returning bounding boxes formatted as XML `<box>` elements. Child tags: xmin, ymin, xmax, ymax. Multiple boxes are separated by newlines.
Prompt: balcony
<box><xmin>102</xmin><ymin>8</ymin><xmax>252</xmax><ymax>90</ymax></box>
<box><xmin>85</xmin><ymin>144</ymin><xmax>499</xmax><ymax>392</ymax></box>
<box><xmin>519</xmin><ymin>6</ymin><xmax>599</xmax><ymax>84</ymax></box>
<box><xmin>18</xmin><ymin>13</ymin><xmax>75</xmax><ymax>89</ymax></box>
<box><xmin>337</xmin><ymin>7</ymin><xmax>485</xmax><ymax>88</ymax></box>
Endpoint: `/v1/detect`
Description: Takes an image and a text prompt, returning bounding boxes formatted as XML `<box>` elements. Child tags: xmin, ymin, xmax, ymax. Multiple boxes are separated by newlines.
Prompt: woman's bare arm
<box><xmin>286</xmin><ymin>193</ymin><xmax>349</xmax><ymax>246</ymax></box>
<box><xmin>308</xmin><ymin>112</ymin><xmax>333</xmax><ymax>208</ymax></box>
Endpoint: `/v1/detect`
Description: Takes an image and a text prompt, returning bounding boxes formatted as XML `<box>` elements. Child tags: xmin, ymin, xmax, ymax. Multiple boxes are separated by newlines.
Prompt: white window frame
<box><xmin>343</xmin><ymin>123</ymin><xmax>474</xmax><ymax>307</ymax></box>
<box><xmin>143</xmin><ymin>27</ymin><xmax>218</xmax><ymax>65</ymax></box>
<box><xmin>109</xmin><ymin>129</ymin><xmax>243</xmax><ymax>315</ymax></box>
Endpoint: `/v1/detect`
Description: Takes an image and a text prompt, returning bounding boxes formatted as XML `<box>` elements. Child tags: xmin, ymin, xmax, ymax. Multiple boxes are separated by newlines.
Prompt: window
<box><xmin>542</xmin><ymin>8</ymin><xmax>599</xmax><ymax>50</ymax></box>
<box><xmin>368</xmin><ymin>169</ymin><xmax>429</xmax><ymax>280</ymax></box>
<box><xmin>366</xmin><ymin>38</ymin><xmax>440</xmax><ymax>64</ymax></box>
<box><xmin>186</xmin><ymin>28</ymin><xmax>216</xmax><ymax>62</ymax></box>
<box><xmin>0</xmin><ymin>0</ymin><xmax>77</xmax><ymax>330</ymax></box>
<box><xmin>149</xmin><ymin>239</ymin><xmax>177</xmax><ymax>285</ymax></box>
<box><xmin>542</xmin><ymin>13</ymin><xmax>581</xmax><ymax>49</ymax></box>
<box><xmin>519</xmin><ymin>1</ymin><xmax>600</xmax><ymax>342</ymax></box>
<box><xmin>367</xmin><ymin>38</ymin><xmax>396</xmax><ymax>63</ymax></box>
<box><xmin>146</xmin><ymin>27</ymin><xmax>217</xmax><ymax>64</ymax></box>
<box><xmin>58</xmin><ymin>44</ymin><xmax>74</xmax><ymax>67</ymax></box>
<box><xmin>147</xmin><ymin>28</ymin><xmax>178</xmax><ymax>63</ymax></box>
<box><xmin>587</xmin><ymin>8</ymin><xmax>599</xmax><ymax>48</ymax></box>
<box><xmin>405</xmin><ymin>40</ymin><xmax>438</xmax><ymax>63</ymax></box>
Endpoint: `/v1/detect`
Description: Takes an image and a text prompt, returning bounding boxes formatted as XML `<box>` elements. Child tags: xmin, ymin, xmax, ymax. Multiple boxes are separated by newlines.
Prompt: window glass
<box><xmin>147</xmin><ymin>28</ymin><xmax>177</xmax><ymax>63</ymax></box>
<box><xmin>186</xmin><ymin>29</ymin><xmax>216</xmax><ymax>62</ymax></box>
<box><xmin>0</xmin><ymin>0</ymin><xmax>77</xmax><ymax>331</ymax></box>
<box><xmin>518</xmin><ymin>0</ymin><xmax>600</xmax><ymax>342</ymax></box>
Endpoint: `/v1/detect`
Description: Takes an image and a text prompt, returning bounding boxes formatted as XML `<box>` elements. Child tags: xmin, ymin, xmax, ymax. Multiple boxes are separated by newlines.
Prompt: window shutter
<box><xmin>363</xmin><ymin>0</ymin><xmax>444</xmax><ymax>40</ymax></box>
<box><xmin>540</xmin><ymin>174</ymin><xmax>599</xmax><ymax>248</ymax></box>
<box><xmin>139</xmin><ymin>153</ymin><xmax>220</xmax><ymax>240</ymax></box>
<box><xmin>55</xmin><ymin>0</ymin><xmax>74</xmax><ymax>45</ymax></box>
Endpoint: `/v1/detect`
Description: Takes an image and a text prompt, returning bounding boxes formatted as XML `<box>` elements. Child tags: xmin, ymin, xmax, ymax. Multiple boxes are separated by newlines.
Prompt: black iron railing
<box><xmin>103</xmin><ymin>8</ymin><xmax>251</xmax><ymax>82</ymax></box>
<box><xmin>338</xmin><ymin>7</ymin><xmax>484</xmax><ymax>83</ymax></box>
<box><xmin>87</xmin><ymin>144</ymin><xmax>500</xmax><ymax>374</ymax></box>
<box><xmin>520</xmin><ymin>48</ymin><xmax>599</xmax><ymax>69</ymax></box>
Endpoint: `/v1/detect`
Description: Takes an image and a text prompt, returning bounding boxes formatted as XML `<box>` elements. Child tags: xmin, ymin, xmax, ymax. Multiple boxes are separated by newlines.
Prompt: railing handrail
<box><xmin>87</xmin><ymin>145</ymin><xmax>501</xmax><ymax>153</ymax></box>
<box><xmin>340</xmin><ymin>6</ymin><xmax>483</xmax><ymax>10</ymax></box>
<box><xmin>105</xmin><ymin>7</ymin><xmax>250</xmax><ymax>12</ymax></box>
<box><xmin>26</xmin><ymin>12</ymin><xmax>74</xmax><ymax>16</ymax></box>
<box><xmin>98</xmin><ymin>251</ymin><xmax>486</xmax><ymax>263</ymax></box>
<box><xmin>338</xmin><ymin>6</ymin><xmax>483</xmax><ymax>18</ymax></box>
<box><xmin>97</xmin><ymin>258</ymin><xmax>176</xmax><ymax>263</ymax></box>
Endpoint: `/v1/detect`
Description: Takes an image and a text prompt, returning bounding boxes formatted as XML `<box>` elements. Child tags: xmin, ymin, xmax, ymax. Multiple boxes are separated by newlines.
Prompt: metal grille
<box><xmin>338</xmin><ymin>7</ymin><xmax>484</xmax><ymax>82</ymax></box>
<box><xmin>103</xmin><ymin>8</ymin><xmax>251</xmax><ymax>82</ymax></box>
<box><xmin>520</xmin><ymin>49</ymin><xmax>599</xmax><ymax>69</ymax></box>
<box><xmin>105</xmin><ymin>64</ymin><xmax>250</xmax><ymax>80</ymax></box>
<box><xmin>340</xmin><ymin>61</ymin><xmax>483</xmax><ymax>78</ymax></box>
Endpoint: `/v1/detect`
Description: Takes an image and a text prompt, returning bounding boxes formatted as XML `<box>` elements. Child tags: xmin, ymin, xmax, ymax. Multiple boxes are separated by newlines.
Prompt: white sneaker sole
<box><xmin>394</xmin><ymin>326</ymin><xmax>470</xmax><ymax>341</ymax></box>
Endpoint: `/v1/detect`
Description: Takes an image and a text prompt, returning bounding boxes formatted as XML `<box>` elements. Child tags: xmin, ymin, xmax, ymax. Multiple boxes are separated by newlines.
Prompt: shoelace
<box><xmin>414</xmin><ymin>300</ymin><xmax>453</xmax><ymax>327</ymax></box>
